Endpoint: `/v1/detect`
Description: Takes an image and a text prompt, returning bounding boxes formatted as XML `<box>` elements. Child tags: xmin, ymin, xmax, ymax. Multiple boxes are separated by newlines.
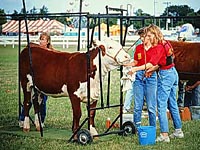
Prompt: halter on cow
<box><xmin>19</xmin><ymin>38</ymin><xmax>130</xmax><ymax>138</ymax></box>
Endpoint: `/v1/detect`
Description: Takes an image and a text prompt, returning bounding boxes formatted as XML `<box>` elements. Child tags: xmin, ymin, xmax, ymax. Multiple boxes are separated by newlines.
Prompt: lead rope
<box><xmin>125</xmin><ymin>38</ymin><xmax>140</xmax><ymax>53</ymax></box>
<box><xmin>142</xmin><ymin>45</ymin><xmax>147</xmax><ymax>80</ymax></box>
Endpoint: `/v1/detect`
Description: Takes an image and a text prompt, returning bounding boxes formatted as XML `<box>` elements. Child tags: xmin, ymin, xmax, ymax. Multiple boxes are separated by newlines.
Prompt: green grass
<box><xmin>0</xmin><ymin>45</ymin><xmax>200</xmax><ymax>150</ymax></box>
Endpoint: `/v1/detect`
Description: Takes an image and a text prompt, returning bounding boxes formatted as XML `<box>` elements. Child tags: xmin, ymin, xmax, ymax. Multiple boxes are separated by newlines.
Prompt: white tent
<box><xmin>2</xmin><ymin>19</ymin><xmax>67</xmax><ymax>35</ymax></box>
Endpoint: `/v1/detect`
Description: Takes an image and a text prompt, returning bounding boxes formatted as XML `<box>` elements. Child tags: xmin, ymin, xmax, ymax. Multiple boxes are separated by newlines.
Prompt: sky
<box><xmin>1</xmin><ymin>0</ymin><xmax>200</xmax><ymax>16</ymax></box>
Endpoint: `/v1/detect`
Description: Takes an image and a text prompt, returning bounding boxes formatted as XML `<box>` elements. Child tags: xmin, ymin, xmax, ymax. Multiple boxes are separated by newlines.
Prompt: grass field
<box><xmin>0</xmin><ymin>45</ymin><xmax>200</xmax><ymax>150</ymax></box>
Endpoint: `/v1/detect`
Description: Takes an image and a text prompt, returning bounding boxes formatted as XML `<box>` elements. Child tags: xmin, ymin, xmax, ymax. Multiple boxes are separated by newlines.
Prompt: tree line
<box><xmin>0</xmin><ymin>4</ymin><xmax>200</xmax><ymax>32</ymax></box>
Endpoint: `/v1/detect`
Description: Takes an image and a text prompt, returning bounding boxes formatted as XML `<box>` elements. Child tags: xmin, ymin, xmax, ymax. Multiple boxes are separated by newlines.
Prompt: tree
<box><xmin>11</xmin><ymin>10</ymin><xmax>19</xmax><ymax>20</ymax></box>
<box><xmin>161</xmin><ymin>5</ymin><xmax>198</xmax><ymax>28</ymax></box>
<box><xmin>39</xmin><ymin>5</ymin><xmax>48</xmax><ymax>20</ymax></box>
<box><xmin>0</xmin><ymin>9</ymin><xmax>7</xmax><ymax>25</ymax></box>
<box><xmin>163</xmin><ymin>5</ymin><xmax>194</xmax><ymax>17</ymax></box>
<box><xmin>0</xmin><ymin>9</ymin><xmax>7</xmax><ymax>34</ymax></box>
<box><xmin>132</xmin><ymin>9</ymin><xmax>152</xmax><ymax>29</ymax></box>
<box><xmin>102</xmin><ymin>18</ymin><xmax>118</xmax><ymax>27</ymax></box>
<box><xmin>30</xmin><ymin>6</ymin><xmax>37</xmax><ymax>14</ymax></box>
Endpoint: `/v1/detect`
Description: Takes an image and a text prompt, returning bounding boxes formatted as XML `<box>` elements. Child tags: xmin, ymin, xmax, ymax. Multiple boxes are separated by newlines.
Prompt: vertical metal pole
<box><xmin>77</xmin><ymin>0</ymin><xmax>82</xmax><ymax>51</ymax></box>
<box><xmin>18</xmin><ymin>19</ymin><xmax>21</xmax><ymax>120</ymax></box>
<box><xmin>119</xmin><ymin>12</ymin><xmax>123</xmax><ymax>130</ymax></box>
<box><xmin>106</xmin><ymin>6</ymin><xmax>110</xmax><ymax>37</ymax></box>
<box><xmin>154</xmin><ymin>0</ymin><xmax>157</xmax><ymax>25</ymax></box>
<box><xmin>105</xmin><ymin>5</ymin><xmax>110</xmax><ymax>107</ymax></box>
<box><xmin>98</xmin><ymin>14</ymin><xmax>101</xmax><ymax>40</ymax></box>
<box><xmin>86</xmin><ymin>14</ymin><xmax>90</xmax><ymax>130</ymax></box>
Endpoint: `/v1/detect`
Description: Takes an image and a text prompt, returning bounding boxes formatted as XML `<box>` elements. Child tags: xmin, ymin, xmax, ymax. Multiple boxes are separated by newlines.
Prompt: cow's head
<box><xmin>93</xmin><ymin>38</ymin><xmax>130</xmax><ymax>66</ymax></box>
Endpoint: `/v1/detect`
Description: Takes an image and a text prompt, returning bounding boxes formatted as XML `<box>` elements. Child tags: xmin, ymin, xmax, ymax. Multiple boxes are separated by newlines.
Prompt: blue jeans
<box><xmin>133</xmin><ymin>70</ymin><xmax>157</xmax><ymax>127</ymax></box>
<box><xmin>184</xmin><ymin>85</ymin><xmax>200</xmax><ymax>107</ymax></box>
<box><xmin>193</xmin><ymin>85</ymin><xmax>200</xmax><ymax>106</ymax></box>
<box><xmin>20</xmin><ymin>94</ymin><xmax>48</xmax><ymax>123</ymax></box>
<box><xmin>124</xmin><ymin>83</ymin><xmax>134</xmax><ymax>110</ymax></box>
<box><xmin>177</xmin><ymin>81</ymin><xmax>185</xmax><ymax>107</ymax></box>
<box><xmin>157</xmin><ymin>67</ymin><xmax>182</xmax><ymax>133</ymax></box>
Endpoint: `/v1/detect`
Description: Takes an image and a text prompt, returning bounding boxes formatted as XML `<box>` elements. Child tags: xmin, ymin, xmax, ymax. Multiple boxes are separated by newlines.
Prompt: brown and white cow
<box><xmin>19</xmin><ymin>38</ymin><xmax>130</xmax><ymax>137</ymax></box>
<box><xmin>170</xmin><ymin>40</ymin><xmax>200</xmax><ymax>82</ymax></box>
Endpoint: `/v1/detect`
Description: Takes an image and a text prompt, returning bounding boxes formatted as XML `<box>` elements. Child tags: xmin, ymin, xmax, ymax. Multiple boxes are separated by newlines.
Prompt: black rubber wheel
<box><xmin>77</xmin><ymin>129</ymin><xmax>93</xmax><ymax>145</ymax></box>
<box><xmin>122</xmin><ymin>121</ymin><xmax>136</xmax><ymax>136</ymax></box>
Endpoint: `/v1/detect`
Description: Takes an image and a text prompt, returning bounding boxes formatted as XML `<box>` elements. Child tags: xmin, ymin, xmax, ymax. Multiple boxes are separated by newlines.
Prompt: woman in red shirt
<box><xmin>125</xmin><ymin>28</ymin><xmax>157</xmax><ymax>128</ymax></box>
<box><xmin>130</xmin><ymin>24</ymin><xmax>184</xmax><ymax>143</ymax></box>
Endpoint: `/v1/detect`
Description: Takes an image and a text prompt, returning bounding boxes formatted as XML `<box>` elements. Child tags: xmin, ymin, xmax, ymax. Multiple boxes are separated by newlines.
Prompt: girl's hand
<box><xmin>128</xmin><ymin>67</ymin><xmax>137</xmax><ymax>75</ymax></box>
<box><xmin>185</xmin><ymin>85</ymin><xmax>193</xmax><ymax>91</ymax></box>
<box><xmin>145</xmin><ymin>71</ymin><xmax>152</xmax><ymax>78</ymax></box>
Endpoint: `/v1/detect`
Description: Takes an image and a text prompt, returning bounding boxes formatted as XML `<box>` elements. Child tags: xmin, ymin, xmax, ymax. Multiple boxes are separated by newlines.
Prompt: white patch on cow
<box><xmin>26</xmin><ymin>74</ymin><xmax>33</xmax><ymax>92</ymax></box>
<box><xmin>23</xmin><ymin>116</ymin><xmax>30</xmax><ymax>130</ymax></box>
<box><xmin>74</xmin><ymin>82</ymin><xmax>87</xmax><ymax>102</ymax></box>
<box><xmin>61</xmin><ymin>84</ymin><xmax>68</xmax><ymax>95</ymax></box>
<box><xmin>74</xmin><ymin>79</ymin><xmax>99</xmax><ymax>104</ymax></box>
<box><xmin>48</xmin><ymin>84</ymin><xmax>69</xmax><ymax>97</ymax></box>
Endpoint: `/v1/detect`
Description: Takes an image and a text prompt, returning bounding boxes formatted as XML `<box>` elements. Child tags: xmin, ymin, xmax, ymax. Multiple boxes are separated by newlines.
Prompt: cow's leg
<box><xmin>32</xmin><ymin>92</ymin><xmax>42</xmax><ymax>131</ymax></box>
<box><xmin>22</xmin><ymin>90</ymin><xmax>31</xmax><ymax>132</ymax></box>
<box><xmin>89</xmin><ymin>100</ymin><xmax>98</xmax><ymax>137</ymax></box>
<box><xmin>89</xmin><ymin>100</ymin><xmax>97</xmax><ymax>127</ymax></box>
<box><xmin>69</xmin><ymin>95</ymin><xmax>82</xmax><ymax>138</ymax></box>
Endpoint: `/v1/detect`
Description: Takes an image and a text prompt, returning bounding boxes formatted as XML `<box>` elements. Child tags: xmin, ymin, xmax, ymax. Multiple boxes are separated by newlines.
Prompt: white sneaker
<box><xmin>170</xmin><ymin>129</ymin><xmax>184</xmax><ymax>138</ymax></box>
<box><xmin>123</xmin><ymin>109</ymin><xmax>132</xmax><ymax>113</ymax></box>
<box><xmin>156</xmin><ymin>134</ymin><xmax>170</xmax><ymax>143</ymax></box>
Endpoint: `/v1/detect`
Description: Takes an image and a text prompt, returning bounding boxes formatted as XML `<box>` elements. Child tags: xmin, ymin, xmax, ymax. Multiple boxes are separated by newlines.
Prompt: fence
<box><xmin>0</xmin><ymin>35</ymin><xmax>139</xmax><ymax>49</ymax></box>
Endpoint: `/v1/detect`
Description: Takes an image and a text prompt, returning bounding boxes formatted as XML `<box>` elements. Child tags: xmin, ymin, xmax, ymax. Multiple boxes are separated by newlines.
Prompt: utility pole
<box><xmin>163</xmin><ymin>1</ymin><xmax>171</xmax><ymax>30</ymax></box>
<box><xmin>154</xmin><ymin>0</ymin><xmax>157</xmax><ymax>24</ymax></box>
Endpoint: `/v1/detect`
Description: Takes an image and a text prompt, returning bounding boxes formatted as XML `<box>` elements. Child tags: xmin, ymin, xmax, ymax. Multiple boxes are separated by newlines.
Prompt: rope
<box><xmin>125</xmin><ymin>38</ymin><xmax>140</xmax><ymax>53</ymax></box>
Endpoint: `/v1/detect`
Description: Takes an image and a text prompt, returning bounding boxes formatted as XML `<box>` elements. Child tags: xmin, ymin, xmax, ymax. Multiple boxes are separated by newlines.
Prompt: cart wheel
<box><xmin>77</xmin><ymin>129</ymin><xmax>93</xmax><ymax>145</ymax></box>
<box><xmin>122</xmin><ymin>121</ymin><xmax>136</xmax><ymax>136</ymax></box>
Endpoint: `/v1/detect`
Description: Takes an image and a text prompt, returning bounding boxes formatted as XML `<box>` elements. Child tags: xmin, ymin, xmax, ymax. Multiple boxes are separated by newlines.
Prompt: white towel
<box><xmin>121</xmin><ymin>66</ymin><xmax>136</xmax><ymax>92</ymax></box>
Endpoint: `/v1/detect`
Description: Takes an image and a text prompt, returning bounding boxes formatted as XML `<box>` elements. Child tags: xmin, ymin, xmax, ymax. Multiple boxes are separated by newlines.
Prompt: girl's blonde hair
<box><xmin>146</xmin><ymin>24</ymin><xmax>164</xmax><ymax>46</ymax></box>
<box><xmin>39</xmin><ymin>32</ymin><xmax>53</xmax><ymax>49</ymax></box>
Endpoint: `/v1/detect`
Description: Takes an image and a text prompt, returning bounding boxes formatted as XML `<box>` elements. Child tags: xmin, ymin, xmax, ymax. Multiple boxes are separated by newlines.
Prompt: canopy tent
<box><xmin>110</xmin><ymin>24</ymin><xmax>126</xmax><ymax>36</ymax></box>
<box><xmin>2</xmin><ymin>19</ymin><xmax>66</xmax><ymax>35</ymax></box>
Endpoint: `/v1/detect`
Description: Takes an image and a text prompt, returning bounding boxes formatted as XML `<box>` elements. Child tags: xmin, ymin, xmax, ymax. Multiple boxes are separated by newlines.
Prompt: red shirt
<box><xmin>134</xmin><ymin>44</ymin><xmax>155</xmax><ymax>66</ymax></box>
<box><xmin>150</xmin><ymin>43</ymin><xmax>175</xmax><ymax>70</ymax></box>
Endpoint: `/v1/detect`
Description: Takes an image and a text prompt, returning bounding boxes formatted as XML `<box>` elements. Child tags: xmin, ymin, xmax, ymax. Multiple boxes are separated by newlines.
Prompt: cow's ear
<box><xmin>93</xmin><ymin>39</ymin><xmax>101</xmax><ymax>47</ymax></box>
<box><xmin>99</xmin><ymin>45</ymin><xmax>106</xmax><ymax>56</ymax></box>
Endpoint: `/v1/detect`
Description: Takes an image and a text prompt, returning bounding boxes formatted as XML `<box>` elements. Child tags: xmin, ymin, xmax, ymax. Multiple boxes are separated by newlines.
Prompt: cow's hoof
<box><xmin>23</xmin><ymin>128</ymin><xmax>30</xmax><ymax>132</ymax></box>
<box><xmin>36</xmin><ymin>126</ymin><xmax>41</xmax><ymax>131</ymax></box>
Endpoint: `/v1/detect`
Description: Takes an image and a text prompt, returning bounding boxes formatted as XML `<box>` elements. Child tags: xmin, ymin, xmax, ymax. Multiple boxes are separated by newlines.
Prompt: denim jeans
<box><xmin>20</xmin><ymin>94</ymin><xmax>48</xmax><ymax>123</ymax></box>
<box><xmin>184</xmin><ymin>85</ymin><xmax>200</xmax><ymax>107</ymax></box>
<box><xmin>157</xmin><ymin>67</ymin><xmax>182</xmax><ymax>133</ymax></box>
<box><xmin>193</xmin><ymin>85</ymin><xmax>200</xmax><ymax>106</ymax></box>
<box><xmin>177</xmin><ymin>81</ymin><xmax>185</xmax><ymax>107</ymax></box>
<box><xmin>133</xmin><ymin>70</ymin><xmax>157</xmax><ymax>127</ymax></box>
<box><xmin>124</xmin><ymin>82</ymin><xmax>134</xmax><ymax>110</ymax></box>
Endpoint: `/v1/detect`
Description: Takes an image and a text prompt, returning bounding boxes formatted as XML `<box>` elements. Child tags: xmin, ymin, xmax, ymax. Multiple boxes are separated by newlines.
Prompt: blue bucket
<box><xmin>138</xmin><ymin>126</ymin><xmax>156</xmax><ymax>145</ymax></box>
